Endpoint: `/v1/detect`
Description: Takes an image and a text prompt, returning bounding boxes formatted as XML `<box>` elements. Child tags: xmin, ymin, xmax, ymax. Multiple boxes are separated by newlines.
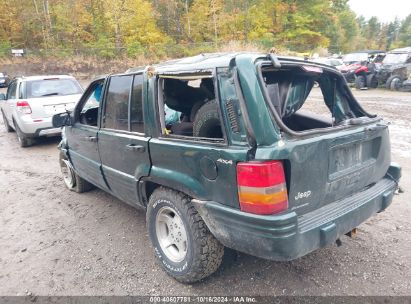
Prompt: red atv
<box><xmin>341</xmin><ymin>50</ymin><xmax>385</xmax><ymax>89</ymax></box>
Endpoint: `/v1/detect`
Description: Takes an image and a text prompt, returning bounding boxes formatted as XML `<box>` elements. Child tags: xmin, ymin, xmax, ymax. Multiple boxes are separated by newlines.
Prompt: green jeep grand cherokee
<box><xmin>53</xmin><ymin>53</ymin><xmax>401</xmax><ymax>283</ymax></box>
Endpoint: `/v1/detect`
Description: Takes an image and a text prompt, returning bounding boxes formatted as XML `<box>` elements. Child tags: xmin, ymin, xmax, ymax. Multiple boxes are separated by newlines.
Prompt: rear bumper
<box><xmin>194</xmin><ymin>164</ymin><xmax>401</xmax><ymax>261</ymax></box>
<box><xmin>20</xmin><ymin>126</ymin><xmax>62</xmax><ymax>138</ymax></box>
<box><xmin>37</xmin><ymin>127</ymin><xmax>62</xmax><ymax>136</ymax></box>
<box><xmin>17</xmin><ymin>115</ymin><xmax>61</xmax><ymax>137</ymax></box>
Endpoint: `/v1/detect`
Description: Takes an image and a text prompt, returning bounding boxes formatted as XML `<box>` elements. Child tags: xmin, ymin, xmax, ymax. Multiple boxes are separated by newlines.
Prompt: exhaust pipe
<box><xmin>345</xmin><ymin>228</ymin><xmax>358</xmax><ymax>238</ymax></box>
<box><xmin>336</xmin><ymin>228</ymin><xmax>358</xmax><ymax>247</ymax></box>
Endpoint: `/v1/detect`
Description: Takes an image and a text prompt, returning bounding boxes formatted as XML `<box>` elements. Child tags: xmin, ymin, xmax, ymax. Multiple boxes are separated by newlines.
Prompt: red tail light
<box><xmin>16</xmin><ymin>101</ymin><xmax>32</xmax><ymax>114</ymax></box>
<box><xmin>237</xmin><ymin>160</ymin><xmax>288</xmax><ymax>215</ymax></box>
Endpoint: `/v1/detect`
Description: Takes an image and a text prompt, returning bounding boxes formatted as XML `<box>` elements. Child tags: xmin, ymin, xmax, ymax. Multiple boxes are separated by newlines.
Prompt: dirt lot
<box><xmin>0</xmin><ymin>88</ymin><xmax>410</xmax><ymax>296</ymax></box>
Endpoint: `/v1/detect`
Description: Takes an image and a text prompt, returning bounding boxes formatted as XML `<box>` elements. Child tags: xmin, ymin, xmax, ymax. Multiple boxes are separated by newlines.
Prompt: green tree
<box><xmin>397</xmin><ymin>14</ymin><xmax>411</xmax><ymax>47</ymax></box>
<box><xmin>185</xmin><ymin>0</ymin><xmax>224</xmax><ymax>43</ymax></box>
<box><xmin>386</xmin><ymin>18</ymin><xmax>400</xmax><ymax>49</ymax></box>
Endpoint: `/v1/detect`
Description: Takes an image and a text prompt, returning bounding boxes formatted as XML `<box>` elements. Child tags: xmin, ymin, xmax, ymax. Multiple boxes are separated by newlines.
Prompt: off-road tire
<box><xmin>193</xmin><ymin>100</ymin><xmax>223</xmax><ymax>139</ymax></box>
<box><xmin>59</xmin><ymin>151</ymin><xmax>94</xmax><ymax>193</ymax></box>
<box><xmin>1</xmin><ymin>111</ymin><xmax>13</xmax><ymax>132</ymax></box>
<box><xmin>355</xmin><ymin>75</ymin><xmax>366</xmax><ymax>90</ymax></box>
<box><xmin>367</xmin><ymin>74</ymin><xmax>378</xmax><ymax>88</ymax></box>
<box><xmin>386</xmin><ymin>75</ymin><xmax>402</xmax><ymax>91</ymax></box>
<box><xmin>14</xmin><ymin>120</ymin><xmax>33</xmax><ymax>147</ymax></box>
<box><xmin>147</xmin><ymin>187</ymin><xmax>224</xmax><ymax>283</ymax></box>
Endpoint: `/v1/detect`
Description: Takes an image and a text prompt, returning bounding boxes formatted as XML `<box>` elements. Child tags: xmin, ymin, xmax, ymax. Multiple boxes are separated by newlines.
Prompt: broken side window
<box><xmin>157</xmin><ymin>74</ymin><xmax>224</xmax><ymax>142</ymax></box>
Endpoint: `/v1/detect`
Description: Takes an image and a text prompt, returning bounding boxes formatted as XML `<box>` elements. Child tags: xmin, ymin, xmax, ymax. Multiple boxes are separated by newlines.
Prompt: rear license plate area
<box><xmin>44</xmin><ymin>104</ymin><xmax>74</xmax><ymax>115</ymax></box>
<box><xmin>328</xmin><ymin>139</ymin><xmax>377</xmax><ymax>180</ymax></box>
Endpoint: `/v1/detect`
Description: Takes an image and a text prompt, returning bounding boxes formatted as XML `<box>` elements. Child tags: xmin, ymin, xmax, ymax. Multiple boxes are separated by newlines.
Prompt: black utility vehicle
<box><xmin>377</xmin><ymin>47</ymin><xmax>411</xmax><ymax>90</ymax></box>
<box><xmin>340</xmin><ymin>50</ymin><xmax>385</xmax><ymax>89</ymax></box>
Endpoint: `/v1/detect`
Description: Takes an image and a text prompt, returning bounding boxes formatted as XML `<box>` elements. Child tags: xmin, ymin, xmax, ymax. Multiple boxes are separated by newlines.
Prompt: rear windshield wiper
<box><xmin>41</xmin><ymin>92</ymin><xmax>60</xmax><ymax>96</ymax></box>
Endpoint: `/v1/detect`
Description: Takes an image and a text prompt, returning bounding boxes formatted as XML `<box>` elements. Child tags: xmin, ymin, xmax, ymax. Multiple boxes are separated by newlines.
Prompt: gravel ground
<box><xmin>0</xmin><ymin>87</ymin><xmax>410</xmax><ymax>296</ymax></box>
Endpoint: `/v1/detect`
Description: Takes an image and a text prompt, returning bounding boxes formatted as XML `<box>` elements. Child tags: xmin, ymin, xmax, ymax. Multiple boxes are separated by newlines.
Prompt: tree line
<box><xmin>0</xmin><ymin>0</ymin><xmax>410</xmax><ymax>58</ymax></box>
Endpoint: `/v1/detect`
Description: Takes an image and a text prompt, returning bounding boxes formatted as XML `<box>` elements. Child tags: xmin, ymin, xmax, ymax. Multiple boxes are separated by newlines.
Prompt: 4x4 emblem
<box><xmin>217</xmin><ymin>158</ymin><xmax>233</xmax><ymax>165</ymax></box>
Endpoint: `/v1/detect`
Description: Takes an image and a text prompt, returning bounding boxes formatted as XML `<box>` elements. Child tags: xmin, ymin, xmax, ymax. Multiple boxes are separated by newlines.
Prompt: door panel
<box><xmin>65</xmin><ymin>78</ymin><xmax>108</xmax><ymax>190</ymax></box>
<box><xmin>98</xmin><ymin>74</ymin><xmax>151</xmax><ymax>206</ymax></box>
<box><xmin>98</xmin><ymin>130</ymin><xmax>150</xmax><ymax>205</ymax></box>
<box><xmin>4</xmin><ymin>80</ymin><xmax>18</xmax><ymax>122</ymax></box>
<box><xmin>5</xmin><ymin>99</ymin><xmax>15</xmax><ymax>123</ymax></box>
<box><xmin>66</xmin><ymin>124</ymin><xmax>108</xmax><ymax>190</ymax></box>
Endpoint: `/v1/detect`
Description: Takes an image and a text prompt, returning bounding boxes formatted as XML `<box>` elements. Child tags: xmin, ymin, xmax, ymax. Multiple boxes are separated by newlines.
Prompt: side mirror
<box><xmin>0</xmin><ymin>93</ymin><xmax>6</xmax><ymax>100</ymax></box>
<box><xmin>52</xmin><ymin>112</ymin><xmax>72</xmax><ymax>128</ymax></box>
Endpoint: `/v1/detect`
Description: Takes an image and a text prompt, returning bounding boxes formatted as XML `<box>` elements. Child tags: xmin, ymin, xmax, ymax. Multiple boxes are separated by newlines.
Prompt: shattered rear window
<box><xmin>260</xmin><ymin>65</ymin><xmax>366</xmax><ymax>132</ymax></box>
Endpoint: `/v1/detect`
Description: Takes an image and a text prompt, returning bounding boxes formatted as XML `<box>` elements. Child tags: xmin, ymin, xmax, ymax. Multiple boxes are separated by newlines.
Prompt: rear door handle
<box><xmin>84</xmin><ymin>136</ymin><xmax>97</xmax><ymax>142</ymax></box>
<box><xmin>125</xmin><ymin>144</ymin><xmax>145</xmax><ymax>152</ymax></box>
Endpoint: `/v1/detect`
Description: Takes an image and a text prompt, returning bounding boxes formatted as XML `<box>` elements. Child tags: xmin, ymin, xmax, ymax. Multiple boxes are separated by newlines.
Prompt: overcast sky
<box><xmin>348</xmin><ymin>0</ymin><xmax>411</xmax><ymax>22</ymax></box>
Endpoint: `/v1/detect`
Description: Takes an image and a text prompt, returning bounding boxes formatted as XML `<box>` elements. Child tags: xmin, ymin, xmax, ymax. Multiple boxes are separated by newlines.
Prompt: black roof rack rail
<box><xmin>268</xmin><ymin>53</ymin><xmax>281</xmax><ymax>69</ymax></box>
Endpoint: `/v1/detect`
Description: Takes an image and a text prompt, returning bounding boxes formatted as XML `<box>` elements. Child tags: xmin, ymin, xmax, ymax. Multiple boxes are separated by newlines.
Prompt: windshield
<box><xmin>342</xmin><ymin>53</ymin><xmax>368</xmax><ymax>63</ymax></box>
<box><xmin>26</xmin><ymin>78</ymin><xmax>83</xmax><ymax>98</ymax></box>
<box><xmin>383</xmin><ymin>53</ymin><xmax>408</xmax><ymax>64</ymax></box>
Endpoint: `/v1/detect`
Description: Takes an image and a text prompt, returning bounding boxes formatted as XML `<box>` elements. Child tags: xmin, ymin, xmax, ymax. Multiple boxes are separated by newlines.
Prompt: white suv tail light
<box><xmin>16</xmin><ymin>101</ymin><xmax>32</xmax><ymax>114</ymax></box>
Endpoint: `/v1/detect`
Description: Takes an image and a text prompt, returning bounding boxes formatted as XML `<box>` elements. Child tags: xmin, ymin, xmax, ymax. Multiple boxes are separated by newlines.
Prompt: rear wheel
<box><xmin>147</xmin><ymin>187</ymin><xmax>224</xmax><ymax>283</ymax></box>
<box><xmin>386</xmin><ymin>75</ymin><xmax>401</xmax><ymax>90</ymax></box>
<box><xmin>1</xmin><ymin>111</ymin><xmax>13</xmax><ymax>132</ymax></box>
<box><xmin>387</xmin><ymin>76</ymin><xmax>402</xmax><ymax>91</ymax></box>
<box><xmin>59</xmin><ymin>151</ymin><xmax>94</xmax><ymax>193</ymax></box>
<box><xmin>355</xmin><ymin>75</ymin><xmax>366</xmax><ymax>89</ymax></box>
<box><xmin>14</xmin><ymin>120</ymin><xmax>33</xmax><ymax>147</ymax></box>
<box><xmin>367</xmin><ymin>74</ymin><xmax>378</xmax><ymax>88</ymax></box>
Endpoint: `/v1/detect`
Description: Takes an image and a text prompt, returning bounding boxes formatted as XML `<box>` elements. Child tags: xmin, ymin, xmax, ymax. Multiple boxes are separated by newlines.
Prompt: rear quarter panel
<box><xmin>147</xmin><ymin>139</ymin><xmax>246</xmax><ymax>208</ymax></box>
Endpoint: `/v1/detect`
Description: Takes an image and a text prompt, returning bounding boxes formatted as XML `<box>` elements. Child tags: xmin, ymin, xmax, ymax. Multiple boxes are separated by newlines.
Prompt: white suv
<box><xmin>0</xmin><ymin>75</ymin><xmax>83</xmax><ymax>147</ymax></box>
